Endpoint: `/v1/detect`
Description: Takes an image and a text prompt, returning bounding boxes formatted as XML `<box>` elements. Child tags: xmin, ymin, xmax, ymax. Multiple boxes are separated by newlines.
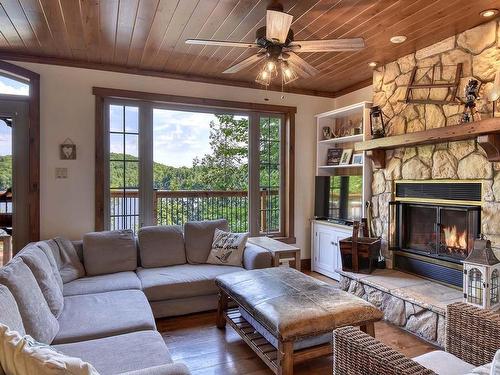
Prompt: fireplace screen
<box><xmin>396</xmin><ymin>203</ymin><xmax>480</xmax><ymax>263</ymax></box>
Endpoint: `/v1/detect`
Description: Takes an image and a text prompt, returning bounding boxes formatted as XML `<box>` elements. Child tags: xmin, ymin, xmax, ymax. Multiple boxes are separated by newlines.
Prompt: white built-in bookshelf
<box><xmin>314</xmin><ymin>101</ymin><xmax>373</xmax><ymax>218</ymax></box>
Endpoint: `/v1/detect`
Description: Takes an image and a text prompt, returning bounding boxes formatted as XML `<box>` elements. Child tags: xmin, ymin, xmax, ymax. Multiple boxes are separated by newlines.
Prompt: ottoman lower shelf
<box><xmin>225</xmin><ymin>308</ymin><xmax>332</xmax><ymax>375</ymax></box>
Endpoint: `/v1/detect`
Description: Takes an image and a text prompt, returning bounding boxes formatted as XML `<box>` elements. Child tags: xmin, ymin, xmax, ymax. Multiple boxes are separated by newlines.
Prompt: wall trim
<box><xmin>0</xmin><ymin>60</ymin><xmax>40</xmax><ymax>247</ymax></box>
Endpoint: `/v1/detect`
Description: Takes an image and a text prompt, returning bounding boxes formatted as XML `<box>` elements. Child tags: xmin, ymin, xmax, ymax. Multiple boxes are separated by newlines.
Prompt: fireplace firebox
<box><xmin>389</xmin><ymin>181</ymin><xmax>482</xmax><ymax>287</ymax></box>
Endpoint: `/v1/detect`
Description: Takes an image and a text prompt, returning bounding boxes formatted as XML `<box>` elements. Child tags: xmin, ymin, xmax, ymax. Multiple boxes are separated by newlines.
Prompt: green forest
<box><xmin>0</xmin><ymin>155</ymin><xmax>12</xmax><ymax>191</ymax></box>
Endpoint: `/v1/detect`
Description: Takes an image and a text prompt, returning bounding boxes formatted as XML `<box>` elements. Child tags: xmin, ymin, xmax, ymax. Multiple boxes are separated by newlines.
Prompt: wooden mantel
<box><xmin>355</xmin><ymin>118</ymin><xmax>500</xmax><ymax>168</ymax></box>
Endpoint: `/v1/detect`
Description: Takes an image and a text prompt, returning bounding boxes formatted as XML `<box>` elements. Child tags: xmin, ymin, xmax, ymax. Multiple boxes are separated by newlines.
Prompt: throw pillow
<box><xmin>184</xmin><ymin>219</ymin><xmax>229</xmax><ymax>264</ymax></box>
<box><xmin>35</xmin><ymin>241</ymin><xmax>64</xmax><ymax>291</ymax></box>
<box><xmin>0</xmin><ymin>324</ymin><xmax>99</xmax><ymax>375</ymax></box>
<box><xmin>0</xmin><ymin>258</ymin><xmax>59</xmax><ymax>344</ymax></box>
<box><xmin>18</xmin><ymin>247</ymin><xmax>64</xmax><ymax>318</ymax></box>
<box><xmin>206</xmin><ymin>229</ymin><xmax>248</xmax><ymax>266</ymax></box>
<box><xmin>138</xmin><ymin>225</ymin><xmax>186</xmax><ymax>268</ymax></box>
<box><xmin>83</xmin><ymin>230</ymin><xmax>137</xmax><ymax>276</ymax></box>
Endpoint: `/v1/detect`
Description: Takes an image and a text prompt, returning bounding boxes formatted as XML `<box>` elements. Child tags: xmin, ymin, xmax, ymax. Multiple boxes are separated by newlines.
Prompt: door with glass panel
<box><xmin>106</xmin><ymin>102</ymin><xmax>141</xmax><ymax>232</ymax></box>
<box><xmin>257</xmin><ymin>114</ymin><xmax>284</xmax><ymax>236</ymax></box>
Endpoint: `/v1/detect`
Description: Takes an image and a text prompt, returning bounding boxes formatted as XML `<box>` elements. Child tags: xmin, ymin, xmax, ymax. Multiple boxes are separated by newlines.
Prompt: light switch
<box><xmin>55</xmin><ymin>167</ymin><xmax>68</xmax><ymax>179</ymax></box>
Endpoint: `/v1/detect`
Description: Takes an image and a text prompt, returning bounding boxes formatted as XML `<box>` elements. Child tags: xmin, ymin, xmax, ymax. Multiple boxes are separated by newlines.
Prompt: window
<box><xmin>0</xmin><ymin>74</ymin><xmax>29</xmax><ymax>96</ymax></box>
<box><xmin>97</xmin><ymin>90</ymin><xmax>295</xmax><ymax>240</ymax></box>
<box><xmin>467</xmin><ymin>268</ymin><xmax>483</xmax><ymax>305</ymax></box>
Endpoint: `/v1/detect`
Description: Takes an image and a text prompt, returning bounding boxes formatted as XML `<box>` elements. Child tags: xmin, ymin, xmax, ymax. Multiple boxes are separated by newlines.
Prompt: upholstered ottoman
<box><xmin>215</xmin><ymin>267</ymin><xmax>382</xmax><ymax>375</ymax></box>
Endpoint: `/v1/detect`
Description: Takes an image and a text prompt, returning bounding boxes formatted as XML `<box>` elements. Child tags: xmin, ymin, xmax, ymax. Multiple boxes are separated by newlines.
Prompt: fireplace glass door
<box><xmin>397</xmin><ymin>203</ymin><xmax>480</xmax><ymax>263</ymax></box>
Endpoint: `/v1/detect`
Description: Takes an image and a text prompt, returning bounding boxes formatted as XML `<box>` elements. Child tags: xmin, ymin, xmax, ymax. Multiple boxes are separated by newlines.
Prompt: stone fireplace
<box><xmin>370</xmin><ymin>19</ymin><xmax>500</xmax><ymax>274</ymax></box>
<box><xmin>390</xmin><ymin>181</ymin><xmax>481</xmax><ymax>286</ymax></box>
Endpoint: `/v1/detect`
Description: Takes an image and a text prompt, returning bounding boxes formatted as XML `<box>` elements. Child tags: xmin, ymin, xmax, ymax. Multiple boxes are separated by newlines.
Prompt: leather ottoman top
<box><xmin>215</xmin><ymin>267</ymin><xmax>383</xmax><ymax>341</ymax></box>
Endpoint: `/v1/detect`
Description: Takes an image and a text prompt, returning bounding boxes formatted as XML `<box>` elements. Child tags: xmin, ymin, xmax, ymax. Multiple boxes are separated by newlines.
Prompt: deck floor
<box><xmin>156</xmin><ymin>271</ymin><xmax>436</xmax><ymax>374</ymax></box>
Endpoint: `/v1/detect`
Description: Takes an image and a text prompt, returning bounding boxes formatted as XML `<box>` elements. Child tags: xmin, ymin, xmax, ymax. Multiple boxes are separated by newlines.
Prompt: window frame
<box><xmin>94</xmin><ymin>87</ymin><xmax>296</xmax><ymax>242</ymax></box>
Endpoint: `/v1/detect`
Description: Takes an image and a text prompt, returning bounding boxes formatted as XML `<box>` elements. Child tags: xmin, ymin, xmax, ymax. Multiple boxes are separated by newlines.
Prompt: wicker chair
<box><xmin>333</xmin><ymin>302</ymin><xmax>500</xmax><ymax>375</ymax></box>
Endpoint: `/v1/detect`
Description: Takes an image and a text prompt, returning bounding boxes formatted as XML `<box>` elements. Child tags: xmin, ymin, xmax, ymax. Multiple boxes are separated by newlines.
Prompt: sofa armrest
<box><xmin>243</xmin><ymin>243</ymin><xmax>272</xmax><ymax>270</ymax></box>
<box><xmin>333</xmin><ymin>326</ymin><xmax>435</xmax><ymax>375</ymax></box>
<box><xmin>447</xmin><ymin>302</ymin><xmax>500</xmax><ymax>366</ymax></box>
<box><xmin>118</xmin><ymin>363</ymin><xmax>191</xmax><ymax>375</ymax></box>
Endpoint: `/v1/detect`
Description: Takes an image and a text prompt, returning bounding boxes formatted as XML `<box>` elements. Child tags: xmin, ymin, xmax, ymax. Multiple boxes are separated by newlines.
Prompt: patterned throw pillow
<box><xmin>0</xmin><ymin>324</ymin><xmax>99</xmax><ymax>375</ymax></box>
<box><xmin>206</xmin><ymin>229</ymin><xmax>248</xmax><ymax>266</ymax></box>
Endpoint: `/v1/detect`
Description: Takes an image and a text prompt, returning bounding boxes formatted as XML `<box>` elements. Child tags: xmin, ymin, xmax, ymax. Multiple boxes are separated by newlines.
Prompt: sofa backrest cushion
<box><xmin>0</xmin><ymin>258</ymin><xmax>59</xmax><ymax>344</ymax></box>
<box><xmin>18</xmin><ymin>246</ymin><xmax>64</xmax><ymax>318</ymax></box>
<box><xmin>0</xmin><ymin>324</ymin><xmax>99</xmax><ymax>375</ymax></box>
<box><xmin>184</xmin><ymin>219</ymin><xmax>229</xmax><ymax>264</ymax></box>
<box><xmin>0</xmin><ymin>285</ymin><xmax>25</xmax><ymax>336</ymax></box>
<box><xmin>33</xmin><ymin>241</ymin><xmax>64</xmax><ymax>292</ymax></box>
<box><xmin>83</xmin><ymin>230</ymin><xmax>137</xmax><ymax>276</ymax></box>
<box><xmin>138</xmin><ymin>225</ymin><xmax>186</xmax><ymax>268</ymax></box>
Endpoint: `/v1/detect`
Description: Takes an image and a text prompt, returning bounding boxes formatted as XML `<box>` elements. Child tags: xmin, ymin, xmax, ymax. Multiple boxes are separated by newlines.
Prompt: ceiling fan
<box><xmin>185</xmin><ymin>1</ymin><xmax>365</xmax><ymax>87</ymax></box>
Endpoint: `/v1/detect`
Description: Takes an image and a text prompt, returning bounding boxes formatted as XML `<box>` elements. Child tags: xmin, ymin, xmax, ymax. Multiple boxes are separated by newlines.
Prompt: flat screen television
<box><xmin>314</xmin><ymin>175</ymin><xmax>363</xmax><ymax>224</ymax></box>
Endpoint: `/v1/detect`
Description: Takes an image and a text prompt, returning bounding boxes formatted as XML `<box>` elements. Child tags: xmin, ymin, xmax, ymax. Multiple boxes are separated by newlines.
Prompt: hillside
<box><xmin>0</xmin><ymin>155</ymin><xmax>12</xmax><ymax>191</ymax></box>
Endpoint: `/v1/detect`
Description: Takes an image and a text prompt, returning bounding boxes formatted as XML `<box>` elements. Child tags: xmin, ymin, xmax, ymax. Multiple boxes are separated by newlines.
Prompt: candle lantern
<box><xmin>369</xmin><ymin>106</ymin><xmax>386</xmax><ymax>139</ymax></box>
<box><xmin>463</xmin><ymin>238</ymin><xmax>500</xmax><ymax>310</ymax></box>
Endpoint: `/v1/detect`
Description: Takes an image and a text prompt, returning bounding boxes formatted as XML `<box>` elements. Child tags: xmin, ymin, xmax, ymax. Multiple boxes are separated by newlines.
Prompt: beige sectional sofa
<box><xmin>0</xmin><ymin>219</ymin><xmax>272</xmax><ymax>375</ymax></box>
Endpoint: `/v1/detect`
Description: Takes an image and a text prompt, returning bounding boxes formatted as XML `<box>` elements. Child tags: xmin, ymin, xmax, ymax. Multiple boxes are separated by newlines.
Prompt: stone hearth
<box><xmin>338</xmin><ymin>269</ymin><xmax>463</xmax><ymax>347</ymax></box>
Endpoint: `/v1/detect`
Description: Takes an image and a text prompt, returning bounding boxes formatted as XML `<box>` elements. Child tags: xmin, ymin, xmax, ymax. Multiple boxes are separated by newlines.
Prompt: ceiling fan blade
<box><xmin>223</xmin><ymin>53</ymin><xmax>265</xmax><ymax>74</ymax></box>
<box><xmin>266</xmin><ymin>10</ymin><xmax>293</xmax><ymax>44</ymax></box>
<box><xmin>185</xmin><ymin>39</ymin><xmax>259</xmax><ymax>48</ymax></box>
<box><xmin>288</xmin><ymin>38</ymin><xmax>365</xmax><ymax>52</ymax></box>
<box><xmin>286</xmin><ymin>52</ymin><xmax>319</xmax><ymax>77</ymax></box>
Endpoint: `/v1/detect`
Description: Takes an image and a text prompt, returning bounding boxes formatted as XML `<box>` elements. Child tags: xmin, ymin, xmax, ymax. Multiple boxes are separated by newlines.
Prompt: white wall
<box><xmin>334</xmin><ymin>85</ymin><xmax>373</xmax><ymax>108</ymax></box>
<box><xmin>10</xmin><ymin>61</ymin><xmax>334</xmax><ymax>259</ymax></box>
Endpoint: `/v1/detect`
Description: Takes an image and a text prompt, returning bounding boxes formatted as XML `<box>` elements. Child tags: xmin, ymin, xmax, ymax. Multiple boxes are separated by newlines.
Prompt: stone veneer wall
<box><xmin>339</xmin><ymin>275</ymin><xmax>446</xmax><ymax>347</ymax></box>
<box><xmin>371</xmin><ymin>19</ymin><xmax>500</xmax><ymax>262</ymax></box>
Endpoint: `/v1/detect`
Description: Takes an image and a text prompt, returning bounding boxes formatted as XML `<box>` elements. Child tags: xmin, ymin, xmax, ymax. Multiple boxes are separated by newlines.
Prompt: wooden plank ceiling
<box><xmin>0</xmin><ymin>0</ymin><xmax>498</xmax><ymax>97</ymax></box>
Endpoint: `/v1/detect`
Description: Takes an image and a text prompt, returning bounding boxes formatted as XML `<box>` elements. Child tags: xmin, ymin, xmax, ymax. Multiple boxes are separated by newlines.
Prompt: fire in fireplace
<box><xmin>390</xmin><ymin>181</ymin><xmax>482</xmax><ymax>287</ymax></box>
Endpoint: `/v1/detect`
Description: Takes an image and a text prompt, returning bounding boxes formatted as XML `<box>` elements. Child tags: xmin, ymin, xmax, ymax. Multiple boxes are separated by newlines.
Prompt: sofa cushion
<box><xmin>38</xmin><ymin>238</ymin><xmax>85</xmax><ymax>283</ymax></box>
<box><xmin>138</xmin><ymin>225</ymin><xmax>186</xmax><ymax>268</ymax></box>
<box><xmin>0</xmin><ymin>285</ymin><xmax>25</xmax><ymax>335</ymax></box>
<box><xmin>0</xmin><ymin>258</ymin><xmax>59</xmax><ymax>344</ymax></box>
<box><xmin>53</xmin><ymin>290</ymin><xmax>155</xmax><ymax>344</ymax></box>
<box><xmin>18</xmin><ymin>246</ymin><xmax>64</xmax><ymax>318</ymax></box>
<box><xmin>206</xmin><ymin>229</ymin><xmax>248</xmax><ymax>266</ymax></box>
<box><xmin>63</xmin><ymin>271</ymin><xmax>141</xmax><ymax>296</ymax></box>
<box><xmin>33</xmin><ymin>241</ymin><xmax>64</xmax><ymax>291</ymax></box>
<box><xmin>83</xmin><ymin>230</ymin><xmax>137</xmax><ymax>276</ymax></box>
<box><xmin>184</xmin><ymin>219</ymin><xmax>229</xmax><ymax>264</ymax></box>
<box><xmin>413</xmin><ymin>350</ymin><xmax>475</xmax><ymax>375</ymax></box>
<box><xmin>54</xmin><ymin>330</ymin><xmax>172</xmax><ymax>374</ymax></box>
<box><xmin>137</xmin><ymin>264</ymin><xmax>243</xmax><ymax>302</ymax></box>
<box><xmin>0</xmin><ymin>324</ymin><xmax>99</xmax><ymax>375</ymax></box>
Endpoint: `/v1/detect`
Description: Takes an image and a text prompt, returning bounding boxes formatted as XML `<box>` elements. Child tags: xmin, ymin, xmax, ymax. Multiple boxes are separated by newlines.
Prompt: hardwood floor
<box><xmin>156</xmin><ymin>272</ymin><xmax>436</xmax><ymax>374</ymax></box>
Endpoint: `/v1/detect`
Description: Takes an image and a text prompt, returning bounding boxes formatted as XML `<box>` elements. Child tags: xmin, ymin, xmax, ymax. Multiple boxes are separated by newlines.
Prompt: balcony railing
<box><xmin>110</xmin><ymin>189</ymin><xmax>279</xmax><ymax>234</ymax></box>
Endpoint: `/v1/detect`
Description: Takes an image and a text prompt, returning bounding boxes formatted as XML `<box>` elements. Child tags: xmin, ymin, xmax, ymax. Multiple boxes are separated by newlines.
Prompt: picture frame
<box><xmin>60</xmin><ymin>138</ymin><xmax>76</xmax><ymax>160</ymax></box>
<box><xmin>326</xmin><ymin>148</ymin><xmax>343</xmax><ymax>165</ymax></box>
<box><xmin>352</xmin><ymin>153</ymin><xmax>363</xmax><ymax>165</ymax></box>
<box><xmin>339</xmin><ymin>148</ymin><xmax>353</xmax><ymax>165</ymax></box>
<box><xmin>322</xmin><ymin>126</ymin><xmax>332</xmax><ymax>140</ymax></box>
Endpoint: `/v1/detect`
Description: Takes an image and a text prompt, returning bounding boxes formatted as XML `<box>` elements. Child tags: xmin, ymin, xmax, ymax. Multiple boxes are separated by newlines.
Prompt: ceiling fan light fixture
<box><xmin>256</xmin><ymin>69</ymin><xmax>271</xmax><ymax>87</ymax></box>
<box><xmin>480</xmin><ymin>9</ymin><xmax>499</xmax><ymax>17</ymax></box>
<box><xmin>281</xmin><ymin>61</ymin><xmax>298</xmax><ymax>85</ymax></box>
<box><xmin>390</xmin><ymin>35</ymin><xmax>407</xmax><ymax>44</ymax></box>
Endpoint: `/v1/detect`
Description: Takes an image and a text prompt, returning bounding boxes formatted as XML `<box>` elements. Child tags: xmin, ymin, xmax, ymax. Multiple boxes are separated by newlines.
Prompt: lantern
<box><xmin>463</xmin><ymin>238</ymin><xmax>500</xmax><ymax>310</ymax></box>
<box><xmin>369</xmin><ymin>106</ymin><xmax>386</xmax><ymax>139</ymax></box>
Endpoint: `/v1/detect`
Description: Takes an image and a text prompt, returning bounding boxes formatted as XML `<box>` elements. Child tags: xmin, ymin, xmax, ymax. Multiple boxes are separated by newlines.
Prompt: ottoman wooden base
<box><xmin>217</xmin><ymin>294</ymin><xmax>376</xmax><ymax>375</ymax></box>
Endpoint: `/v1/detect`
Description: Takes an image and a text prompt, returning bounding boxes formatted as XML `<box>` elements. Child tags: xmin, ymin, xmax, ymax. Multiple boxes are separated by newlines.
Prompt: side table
<box><xmin>248</xmin><ymin>237</ymin><xmax>301</xmax><ymax>271</ymax></box>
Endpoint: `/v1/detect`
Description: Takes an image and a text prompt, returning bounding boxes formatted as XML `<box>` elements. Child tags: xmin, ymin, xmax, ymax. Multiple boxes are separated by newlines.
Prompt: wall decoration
<box><xmin>322</xmin><ymin>126</ymin><xmax>332</xmax><ymax>140</ymax></box>
<box><xmin>352</xmin><ymin>153</ymin><xmax>363</xmax><ymax>165</ymax></box>
<box><xmin>459</xmin><ymin>78</ymin><xmax>481</xmax><ymax>123</ymax></box>
<box><xmin>369</xmin><ymin>106</ymin><xmax>387</xmax><ymax>139</ymax></box>
<box><xmin>60</xmin><ymin>138</ymin><xmax>76</xmax><ymax>160</ymax></box>
<box><xmin>326</xmin><ymin>148</ymin><xmax>343</xmax><ymax>165</ymax></box>
<box><xmin>339</xmin><ymin>149</ymin><xmax>353</xmax><ymax>165</ymax></box>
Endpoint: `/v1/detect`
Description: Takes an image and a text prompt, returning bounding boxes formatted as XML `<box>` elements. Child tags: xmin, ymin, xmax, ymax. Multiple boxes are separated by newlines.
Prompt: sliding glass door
<box><xmin>104</xmin><ymin>101</ymin><xmax>284</xmax><ymax>236</ymax></box>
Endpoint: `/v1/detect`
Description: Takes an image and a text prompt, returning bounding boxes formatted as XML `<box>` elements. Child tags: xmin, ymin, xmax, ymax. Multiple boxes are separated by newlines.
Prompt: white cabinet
<box><xmin>312</xmin><ymin>221</ymin><xmax>352</xmax><ymax>280</ymax></box>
